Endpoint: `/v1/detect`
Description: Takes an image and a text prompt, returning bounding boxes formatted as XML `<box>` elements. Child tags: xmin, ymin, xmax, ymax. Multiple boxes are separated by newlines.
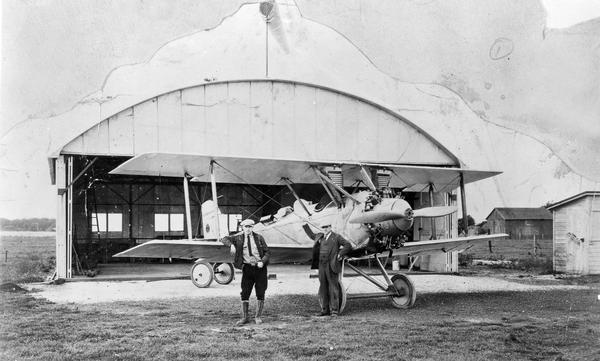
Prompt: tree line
<box><xmin>0</xmin><ymin>218</ymin><xmax>56</xmax><ymax>231</ymax></box>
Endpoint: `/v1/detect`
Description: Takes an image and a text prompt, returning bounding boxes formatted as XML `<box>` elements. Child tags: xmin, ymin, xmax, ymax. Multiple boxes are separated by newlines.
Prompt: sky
<box><xmin>542</xmin><ymin>0</ymin><xmax>600</xmax><ymax>28</ymax></box>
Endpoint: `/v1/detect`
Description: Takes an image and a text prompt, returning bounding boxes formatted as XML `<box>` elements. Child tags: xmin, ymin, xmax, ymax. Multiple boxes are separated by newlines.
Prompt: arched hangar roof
<box><xmin>58</xmin><ymin>79</ymin><xmax>460</xmax><ymax>167</ymax></box>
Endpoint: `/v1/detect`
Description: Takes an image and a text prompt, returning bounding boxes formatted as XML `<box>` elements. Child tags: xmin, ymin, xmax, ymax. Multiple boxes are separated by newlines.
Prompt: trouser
<box><xmin>240</xmin><ymin>263</ymin><xmax>268</xmax><ymax>301</ymax></box>
<box><xmin>318</xmin><ymin>262</ymin><xmax>340</xmax><ymax>313</ymax></box>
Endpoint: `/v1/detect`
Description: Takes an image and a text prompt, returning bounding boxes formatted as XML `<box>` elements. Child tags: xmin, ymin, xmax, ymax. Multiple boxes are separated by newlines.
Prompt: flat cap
<box><xmin>240</xmin><ymin>219</ymin><xmax>255</xmax><ymax>226</ymax></box>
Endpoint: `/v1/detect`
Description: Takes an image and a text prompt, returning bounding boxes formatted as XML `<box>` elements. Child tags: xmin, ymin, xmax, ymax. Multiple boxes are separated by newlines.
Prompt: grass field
<box><xmin>1</xmin><ymin>234</ymin><xmax>599</xmax><ymax>360</ymax></box>
<box><xmin>1</xmin><ymin>287</ymin><xmax>599</xmax><ymax>360</ymax></box>
<box><xmin>0</xmin><ymin>234</ymin><xmax>55</xmax><ymax>283</ymax></box>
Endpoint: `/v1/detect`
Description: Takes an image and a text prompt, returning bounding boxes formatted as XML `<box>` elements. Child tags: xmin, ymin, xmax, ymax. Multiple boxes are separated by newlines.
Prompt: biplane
<box><xmin>112</xmin><ymin>152</ymin><xmax>507</xmax><ymax>312</ymax></box>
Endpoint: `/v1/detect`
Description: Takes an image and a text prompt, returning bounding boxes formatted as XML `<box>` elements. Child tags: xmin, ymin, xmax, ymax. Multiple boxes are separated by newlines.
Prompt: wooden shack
<box><xmin>547</xmin><ymin>191</ymin><xmax>600</xmax><ymax>275</ymax></box>
<box><xmin>486</xmin><ymin>207</ymin><xmax>552</xmax><ymax>239</ymax></box>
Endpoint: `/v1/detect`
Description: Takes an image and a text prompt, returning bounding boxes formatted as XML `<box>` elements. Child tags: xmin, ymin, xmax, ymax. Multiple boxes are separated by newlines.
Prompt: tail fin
<box><xmin>201</xmin><ymin>200</ymin><xmax>229</xmax><ymax>239</ymax></box>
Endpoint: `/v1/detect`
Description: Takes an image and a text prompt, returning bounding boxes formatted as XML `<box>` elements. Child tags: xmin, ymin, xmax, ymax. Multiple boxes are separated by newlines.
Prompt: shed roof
<box><xmin>486</xmin><ymin>207</ymin><xmax>552</xmax><ymax>221</ymax></box>
<box><xmin>546</xmin><ymin>191</ymin><xmax>600</xmax><ymax>211</ymax></box>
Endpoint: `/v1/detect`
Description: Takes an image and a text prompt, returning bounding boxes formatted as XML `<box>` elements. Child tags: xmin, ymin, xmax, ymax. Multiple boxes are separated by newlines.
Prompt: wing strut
<box><xmin>312</xmin><ymin>167</ymin><xmax>341</xmax><ymax>207</ymax></box>
<box><xmin>281</xmin><ymin>178</ymin><xmax>312</xmax><ymax>216</ymax></box>
<box><xmin>210</xmin><ymin>161</ymin><xmax>221</xmax><ymax>239</ymax></box>
<box><xmin>359</xmin><ymin>165</ymin><xmax>377</xmax><ymax>191</ymax></box>
<box><xmin>459</xmin><ymin>173</ymin><xmax>468</xmax><ymax>234</ymax></box>
<box><xmin>183</xmin><ymin>174</ymin><xmax>193</xmax><ymax>240</ymax></box>
<box><xmin>428</xmin><ymin>183</ymin><xmax>437</xmax><ymax>240</ymax></box>
<box><xmin>314</xmin><ymin>167</ymin><xmax>360</xmax><ymax>204</ymax></box>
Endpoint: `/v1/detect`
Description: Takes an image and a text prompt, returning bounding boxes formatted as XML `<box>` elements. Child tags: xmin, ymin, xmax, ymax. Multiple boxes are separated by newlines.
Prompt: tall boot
<box><xmin>255</xmin><ymin>299</ymin><xmax>264</xmax><ymax>324</ymax></box>
<box><xmin>236</xmin><ymin>300</ymin><xmax>250</xmax><ymax>326</ymax></box>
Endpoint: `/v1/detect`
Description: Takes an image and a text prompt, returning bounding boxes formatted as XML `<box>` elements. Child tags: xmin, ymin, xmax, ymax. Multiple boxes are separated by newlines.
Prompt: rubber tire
<box><xmin>389</xmin><ymin>273</ymin><xmax>416</xmax><ymax>309</ymax></box>
<box><xmin>190</xmin><ymin>261</ymin><xmax>214</xmax><ymax>288</ymax></box>
<box><xmin>317</xmin><ymin>273</ymin><xmax>347</xmax><ymax>314</ymax></box>
<box><xmin>213</xmin><ymin>262</ymin><xmax>235</xmax><ymax>285</ymax></box>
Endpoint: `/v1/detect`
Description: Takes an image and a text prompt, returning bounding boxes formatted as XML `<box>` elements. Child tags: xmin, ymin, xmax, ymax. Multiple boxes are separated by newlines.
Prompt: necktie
<box><xmin>247</xmin><ymin>235</ymin><xmax>253</xmax><ymax>256</ymax></box>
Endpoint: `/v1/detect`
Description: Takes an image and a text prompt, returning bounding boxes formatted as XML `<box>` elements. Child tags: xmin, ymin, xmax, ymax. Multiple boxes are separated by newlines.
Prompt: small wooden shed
<box><xmin>547</xmin><ymin>191</ymin><xmax>600</xmax><ymax>274</ymax></box>
<box><xmin>486</xmin><ymin>207</ymin><xmax>552</xmax><ymax>240</ymax></box>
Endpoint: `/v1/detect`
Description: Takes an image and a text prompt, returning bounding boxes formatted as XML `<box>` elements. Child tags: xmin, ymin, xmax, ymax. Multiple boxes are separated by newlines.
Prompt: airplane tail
<box><xmin>201</xmin><ymin>200</ymin><xmax>229</xmax><ymax>239</ymax></box>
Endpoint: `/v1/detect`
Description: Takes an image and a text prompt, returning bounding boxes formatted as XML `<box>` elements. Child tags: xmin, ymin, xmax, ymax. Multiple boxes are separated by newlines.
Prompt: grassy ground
<box><xmin>1</xmin><ymin>234</ymin><xmax>599</xmax><ymax>360</ymax></box>
<box><xmin>0</xmin><ymin>235</ymin><xmax>55</xmax><ymax>283</ymax></box>
<box><xmin>1</xmin><ymin>287</ymin><xmax>599</xmax><ymax>361</ymax></box>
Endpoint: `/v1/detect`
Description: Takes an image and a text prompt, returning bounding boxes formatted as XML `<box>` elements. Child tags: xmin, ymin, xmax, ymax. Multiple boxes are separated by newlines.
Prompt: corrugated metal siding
<box><xmin>61</xmin><ymin>81</ymin><xmax>456</xmax><ymax>165</ymax></box>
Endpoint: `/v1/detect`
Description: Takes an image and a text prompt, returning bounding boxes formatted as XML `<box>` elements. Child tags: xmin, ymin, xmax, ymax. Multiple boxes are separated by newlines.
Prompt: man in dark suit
<box><xmin>221</xmin><ymin>219</ymin><xmax>270</xmax><ymax>325</ymax></box>
<box><xmin>303</xmin><ymin>222</ymin><xmax>352</xmax><ymax>317</ymax></box>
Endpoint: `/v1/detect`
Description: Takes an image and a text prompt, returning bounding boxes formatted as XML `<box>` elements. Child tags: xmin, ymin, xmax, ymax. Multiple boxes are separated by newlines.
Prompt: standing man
<box><xmin>221</xmin><ymin>219</ymin><xmax>270</xmax><ymax>325</ymax></box>
<box><xmin>303</xmin><ymin>222</ymin><xmax>352</xmax><ymax>317</ymax></box>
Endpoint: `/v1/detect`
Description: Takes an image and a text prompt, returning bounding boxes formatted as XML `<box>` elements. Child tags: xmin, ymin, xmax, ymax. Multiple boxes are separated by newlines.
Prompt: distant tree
<box><xmin>457</xmin><ymin>215</ymin><xmax>475</xmax><ymax>235</ymax></box>
<box><xmin>0</xmin><ymin>218</ymin><xmax>56</xmax><ymax>231</ymax></box>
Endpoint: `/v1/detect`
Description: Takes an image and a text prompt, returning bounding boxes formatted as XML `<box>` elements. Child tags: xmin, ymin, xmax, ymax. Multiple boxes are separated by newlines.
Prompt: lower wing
<box><xmin>389</xmin><ymin>233</ymin><xmax>509</xmax><ymax>258</ymax></box>
<box><xmin>113</xmin><ymin>239</ymin><xmax>313</xmax><ymax>264</ymax></box>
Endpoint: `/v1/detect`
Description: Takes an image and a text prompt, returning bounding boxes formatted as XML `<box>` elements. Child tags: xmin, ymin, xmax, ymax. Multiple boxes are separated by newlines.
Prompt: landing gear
<box><xmin>343</xmin><ymin>253</ymin><xmax>416</xmax><ymax>310</ymax></box>
<box><xmin>389</xmin><ymin>273</ymin><xmax>416</xmax><ymax>309</ymax></box>
<box><xmin>190</xmin><ymin>261</ymin><xmax>213</xmax><ymax>288</ymax></box>
<box><xmin>190</xmin><ymin>262</ymin><xmax>235</xmax><ymax>288</ymax></box>
<box><xmin>317</xmin><ymin>274</ymin><xmax>348</xmax><ymax>314</ymax></box>
<box><xmin>213</xmin><ymin>262</ymin><xmax>235</xmax><ymax>285</ymax></box>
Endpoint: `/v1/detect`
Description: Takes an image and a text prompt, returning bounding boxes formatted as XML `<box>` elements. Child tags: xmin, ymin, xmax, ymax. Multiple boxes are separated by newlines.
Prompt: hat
<box><xmin>240</xmin><ymin>219</ymin><xmax>255</xmax><ymax>227</ymax></box>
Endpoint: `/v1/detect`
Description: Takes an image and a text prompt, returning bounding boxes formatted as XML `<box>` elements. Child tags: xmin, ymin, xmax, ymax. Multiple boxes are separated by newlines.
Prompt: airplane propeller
<box><xmin>412</xmin><ymin>206</ymin><xmax>457</xmax><ymax>218</ymax></box>
<box><xmin>349</xmin><ymin>210</ymin><xmax>412</xmax><ymax>224</ymax></box>
<box><xmin>348</xmin><ymin>205</ymin><xmax>457</xmax><ymax>224</ymax></box>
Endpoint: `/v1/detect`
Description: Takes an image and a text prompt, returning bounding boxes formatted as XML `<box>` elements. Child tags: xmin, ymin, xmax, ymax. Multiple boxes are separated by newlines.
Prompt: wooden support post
<box><xmin>55</xmin><ymin>156</ymin><xmax>68</xmax><ymax>279</ymax></box>
<box><xmin>67</xmin><ymin>156</ymin><xmax>73</xmax><ymax>278</ymax></box>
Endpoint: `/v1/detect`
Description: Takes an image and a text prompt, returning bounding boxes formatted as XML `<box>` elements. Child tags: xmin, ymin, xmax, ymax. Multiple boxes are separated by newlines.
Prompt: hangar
<box><xmin>47</xmin><ymin>1</ymin><xmax>485</xmax><ymax>279</ymax></box>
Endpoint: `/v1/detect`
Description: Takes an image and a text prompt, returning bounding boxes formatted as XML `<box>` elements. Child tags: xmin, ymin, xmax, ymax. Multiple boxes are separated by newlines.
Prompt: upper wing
<box><xmin>109</xmin><ymin>152</ymin><xmax>500</xmax><ymax>192</ymax></box>
<box><xmin>113</xmin><ymin>239</ymin><xmax>313</xmax><ymax>264</ymax></box>
<box><xmin>389</xmin><ymin>233</ymin><xmax>509</xmax><ymax>257</ymax></box>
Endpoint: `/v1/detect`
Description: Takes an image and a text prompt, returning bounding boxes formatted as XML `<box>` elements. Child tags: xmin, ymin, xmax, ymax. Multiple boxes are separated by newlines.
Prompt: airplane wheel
<box><xmin>190</xmin><ymin>261</ymin><xmax>214</xmax><ymax>288</ymax></box>
<box><xmin>213</xmin><ymin>262</ymin><xmax>234</xmax><ymax>285</ymax></box>
<box><xmin>390</xmin><ymin>274</ymin><xmax>416</xmax><ymax>309</ymax></box>
<box><xmin>317</xmin><ymin>274</ymin><xmax>347</xmax><ymax>314</ymax></box>
<box><xmin>338</xmin><ymin>275</ymin><xmax>347</xmax><ymax>314</ymax></box>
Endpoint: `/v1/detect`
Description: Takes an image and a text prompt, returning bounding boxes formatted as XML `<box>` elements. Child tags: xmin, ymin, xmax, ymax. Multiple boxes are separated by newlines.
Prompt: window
<box><xmin>155</xmin><ymin>214</ymin><xmax>169</xmax><ymax>232</ymax></box>
<box><xmin>155</xmin><ymin>213</ymin><xmax>185</xmax><ymax>232</ymax></box>
<box><xmin>91</xmin><ymin>212</ymin><xmax>122</xmax><ymax>232</ymax></box>
<box><xmin>219</xmin><ymin>213</ymin><xmax>242</xmax><ymax>233</ymax></box>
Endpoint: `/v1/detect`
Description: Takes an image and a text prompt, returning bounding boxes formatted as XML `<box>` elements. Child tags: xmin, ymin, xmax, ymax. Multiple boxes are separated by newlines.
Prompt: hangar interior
<box><xmin>64</xmin><ymin>154</ymin><xmax>431</xmax><ymax>269</ymax></box>
<box><xmin>51</xmin><ymin>80</ymin><xmax>460</xmax><ymax>278</ymax></box>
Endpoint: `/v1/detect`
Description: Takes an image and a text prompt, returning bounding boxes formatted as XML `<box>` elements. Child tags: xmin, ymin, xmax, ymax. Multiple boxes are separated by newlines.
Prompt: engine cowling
<box><xmin>374</xmin><ymin>198</ymin><xmax>414</xmax><ymax>236</ymax></box>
